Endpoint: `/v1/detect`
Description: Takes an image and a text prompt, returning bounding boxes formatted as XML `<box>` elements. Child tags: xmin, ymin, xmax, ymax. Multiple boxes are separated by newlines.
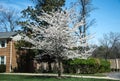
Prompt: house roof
<box><xmin>0</xmin><ymin>32</ymin><xmax>17</xmax><ymax>39</ymax></box>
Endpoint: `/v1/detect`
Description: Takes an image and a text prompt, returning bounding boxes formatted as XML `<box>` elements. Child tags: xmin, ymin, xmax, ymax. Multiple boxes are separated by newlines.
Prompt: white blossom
<box><xmin>22</xmin><ymin>9</ymin><xmax>94</xmax><ymax>59</ymax></box>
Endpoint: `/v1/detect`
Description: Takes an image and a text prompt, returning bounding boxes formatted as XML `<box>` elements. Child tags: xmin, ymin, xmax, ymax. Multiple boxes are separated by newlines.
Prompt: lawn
<box><xmin>0</xmin><ymin>74</ymin><xmax>119</xmax><ymax>81</ymax></box>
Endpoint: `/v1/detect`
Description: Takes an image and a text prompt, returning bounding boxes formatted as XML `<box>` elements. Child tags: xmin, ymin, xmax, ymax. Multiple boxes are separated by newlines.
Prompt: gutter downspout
<box><xmin>9</xmin><ymin>39</ymin><xmax>12</xmax><ymax>72</ymax></box>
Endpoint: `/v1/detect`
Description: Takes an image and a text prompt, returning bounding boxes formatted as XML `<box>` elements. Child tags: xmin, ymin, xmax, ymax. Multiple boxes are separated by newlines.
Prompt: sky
<box><xmin>0</xmin><ymin>0</ymin><xmax>120</xmax><ymax>45</ymax></box>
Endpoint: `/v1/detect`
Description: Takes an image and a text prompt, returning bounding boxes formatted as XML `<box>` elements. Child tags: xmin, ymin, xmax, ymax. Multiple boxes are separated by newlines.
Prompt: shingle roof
<box><xmin>0</xmin><ymin>32</ymin><xmax>17</xmax><ymax>39</ymax></box>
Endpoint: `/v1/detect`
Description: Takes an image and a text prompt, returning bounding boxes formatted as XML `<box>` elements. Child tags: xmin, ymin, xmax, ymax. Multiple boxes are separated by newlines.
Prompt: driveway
<box><xmin>108</xmin><ymin>72</ymin><xmax>120</xmax><ymax>80</ymax></box>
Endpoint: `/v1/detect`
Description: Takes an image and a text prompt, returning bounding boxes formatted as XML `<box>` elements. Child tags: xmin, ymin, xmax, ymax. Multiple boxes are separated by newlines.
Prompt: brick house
<box><xmin>0</xmin><ymin>32</ymin><xmax>21</xmax><ymax>72</ymax></box>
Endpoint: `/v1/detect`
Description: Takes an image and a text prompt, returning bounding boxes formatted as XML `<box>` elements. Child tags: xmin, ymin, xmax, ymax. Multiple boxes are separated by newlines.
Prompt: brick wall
<box><xmin>0</xmin><ymin>38</ymin><xmax>17</xmax><ymax>72</ymax></box>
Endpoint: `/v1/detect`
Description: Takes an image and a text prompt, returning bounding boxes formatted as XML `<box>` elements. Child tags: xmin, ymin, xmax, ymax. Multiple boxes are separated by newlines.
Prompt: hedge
<box><xmin>63</xmin><ymin>58</ymin><xmax>110</xmax><ymax>74</ymax></box>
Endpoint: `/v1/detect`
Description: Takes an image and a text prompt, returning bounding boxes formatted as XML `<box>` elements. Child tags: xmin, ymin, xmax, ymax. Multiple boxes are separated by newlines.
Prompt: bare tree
<box><xmin>99</xmin><ymin>32</ymin><xmax>120</xmax><ymax>59</ymax></box>
<box><xmin>77</xmin><ymin>0</ymin><xmax>95</xmax><ymax>38</ymax></box>
<box><xmin>0</xmin><ymin>5</ymin><xmax>20</xmax><ymax>32</ymax></box>
<box><xmin>21</xmin><ymin>9</ymin><xmax>94</xmax><ymax>77</ymax></box>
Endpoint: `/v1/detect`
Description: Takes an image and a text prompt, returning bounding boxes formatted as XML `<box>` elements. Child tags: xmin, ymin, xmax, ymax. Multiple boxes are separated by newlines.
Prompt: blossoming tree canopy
<box><xmin>22</xmin><ymin>9</ymin><xmax>94</xmax><ymax>59</ymax></box>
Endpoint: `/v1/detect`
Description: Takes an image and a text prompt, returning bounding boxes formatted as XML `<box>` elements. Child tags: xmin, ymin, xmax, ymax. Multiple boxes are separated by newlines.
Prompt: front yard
<box><xmin>0</xmin><ymin>74</ymin><xmax>119</xmax><ymax>81</ymax></box>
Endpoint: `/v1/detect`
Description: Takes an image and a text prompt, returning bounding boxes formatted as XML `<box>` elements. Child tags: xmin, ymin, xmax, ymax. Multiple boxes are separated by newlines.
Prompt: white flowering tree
<box><xmin>22</xmin><ymin>9</ymin><xmax>94</xmax><ymax>77</ymax></box>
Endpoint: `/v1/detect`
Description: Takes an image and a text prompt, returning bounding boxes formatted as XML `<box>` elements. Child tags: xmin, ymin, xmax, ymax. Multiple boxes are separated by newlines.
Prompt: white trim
<box><xmin>4</xmin><ymin>56</ymin><xmax>6</xmax><ymax>65</ymax></box>
<box><xmin>9</xmin><ymin>40</ymin><xmax>13</xmax><ymax>72</ymax></box>
<box><xmin>0</xmin><ymin>56</ymin><xmax>1</xmax><ymax>65</ymax></box>
<box><xmin>5</xmin><ymin>40</ymin><xmax>7</xmax><ymax>47</ymax></box>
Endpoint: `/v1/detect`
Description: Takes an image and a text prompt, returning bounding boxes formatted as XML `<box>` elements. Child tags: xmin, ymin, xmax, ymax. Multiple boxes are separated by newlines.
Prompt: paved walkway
<box><xmin>0</xmin><ymin>73</ymin><xmax>119</xmax><ymax>80</ymax></box>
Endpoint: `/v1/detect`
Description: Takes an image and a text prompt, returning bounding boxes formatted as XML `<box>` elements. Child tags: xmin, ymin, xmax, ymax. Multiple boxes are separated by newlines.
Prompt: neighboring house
<box><xmin>0</xmin><ymin>32</ymin><xmax>21</xmax><ymax>72</ymax></box>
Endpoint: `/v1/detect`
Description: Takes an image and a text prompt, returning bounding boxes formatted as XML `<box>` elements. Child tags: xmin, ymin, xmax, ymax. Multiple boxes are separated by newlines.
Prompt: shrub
<box><xmin>63</xmin><ymin>58</ymin><xmax>110</xmax><ymax>74</ymax></box>
<box><xmin>0</xmin><ymin>64</ymin><xmax>6</xmax><ymax>73</ymax></box>
<box><xmin>98</xmin><ymin>59</ymin><xmax>110</xmax><ymax>73</ymax></box>
<box><xmin>63</xmin><ymin>58</ymin><xmax>100</xmax><ymax>74</ymax></box>
<box><xmin>63</xmin><ymin>59</ymin><xmax>76</xmax><ymax>73</ymax></box>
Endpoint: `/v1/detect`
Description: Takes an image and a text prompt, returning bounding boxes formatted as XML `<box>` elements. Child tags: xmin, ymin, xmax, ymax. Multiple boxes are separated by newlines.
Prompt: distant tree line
<box><xmin>92</xmin><ymin>32</ymin><xmax>120</xmax><ymax>59</ymax></box>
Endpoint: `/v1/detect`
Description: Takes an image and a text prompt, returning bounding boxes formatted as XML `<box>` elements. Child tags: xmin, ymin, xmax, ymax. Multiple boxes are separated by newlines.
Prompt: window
<box><xmin>0</xmin><ymin>40</ymin><xmax>7</xmax><ymax>48</ymax></box>
<box><xmin>1</xmin><ymin>56</ymin><xmax>4</xmax><ymax>64</ymax></box>
<box><xmin>0</xmin><ymin>56</ymin><xmax>6</xmax><ymax>65</ymax></box>
<box><xmin>1</xmin><ymin>41</ymin><xmax>5</xmax><ymax>47</ymax></box>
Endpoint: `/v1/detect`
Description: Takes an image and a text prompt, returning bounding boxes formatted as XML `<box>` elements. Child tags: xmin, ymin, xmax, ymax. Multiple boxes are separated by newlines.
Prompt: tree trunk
<box><xmin>57</xmin><ymin>58</ymin><xmax>62</xmax><ymax>77</ymax></box>
<box><xmin>48</xmin><ymin>62</ymin><xmax>52</xmax><ymax>72</ymax></box>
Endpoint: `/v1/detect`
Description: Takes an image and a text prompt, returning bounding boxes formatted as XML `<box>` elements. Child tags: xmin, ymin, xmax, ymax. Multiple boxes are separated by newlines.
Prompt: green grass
<box><xmin>0</xmin><ymin>74</ymin><xmax>119</xmax><ymax>81</ymax></box>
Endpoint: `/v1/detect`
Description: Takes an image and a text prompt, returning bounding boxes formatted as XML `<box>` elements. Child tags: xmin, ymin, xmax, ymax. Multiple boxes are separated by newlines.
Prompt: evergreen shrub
<box><xmin>0</xmin><ymin>64</ymin><xmax>6</xmax><ymax>73</ymax></box>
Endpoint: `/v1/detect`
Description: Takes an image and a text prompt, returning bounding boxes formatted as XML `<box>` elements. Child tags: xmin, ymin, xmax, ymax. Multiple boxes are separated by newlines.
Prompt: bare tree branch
<box><xmin>0</xmin><ymin>5</ymin><xmax>21</xmax><ymax>32</ymax></box>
